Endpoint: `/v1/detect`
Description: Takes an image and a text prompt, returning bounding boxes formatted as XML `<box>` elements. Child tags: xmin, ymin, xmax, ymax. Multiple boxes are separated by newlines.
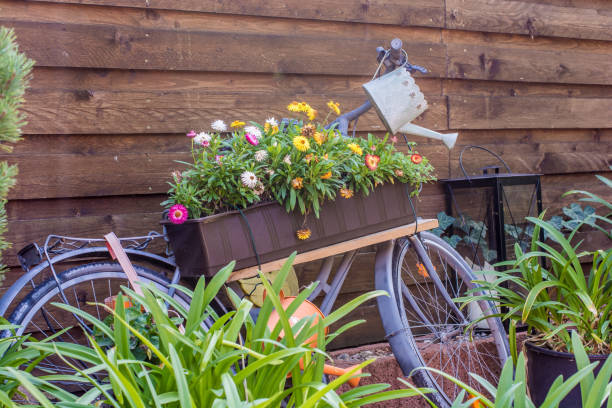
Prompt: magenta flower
<box><xmin>187</xmin><ymin>130</ymin><xmax>196</xmax><ymax>138</ymax></box>
<box><xmin>169</xmin><ymin>204</ymin><xmax>188</xmax><ymax>224</ymax></box>
<box><xmin>245</xmin><ymin>133</ymin><xmax>259</xmax><ymax>146</ymax></box>
<box><xmin>202</xmin><ymin>140</ymin><xmax>210</xmax><ymax>147</ymax></box>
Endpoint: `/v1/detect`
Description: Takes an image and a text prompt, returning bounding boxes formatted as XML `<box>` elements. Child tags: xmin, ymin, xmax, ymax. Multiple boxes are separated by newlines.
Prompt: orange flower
<box><xmin>365</xmin><ymin>154</ymin><xmax>380</xmax><ymax>171</ymax></box>
<box><xmin>304</xmin><ymin>153</ymin><xmax>314</xmax><ymax>163</ymax></box>
<box><xmin>320</xmin><ymin>171</ymin><xmax>332</xmax><ymax>179</ymax></box>
<box><xmin>340</xmin><ymin>188</ymin><xmax>353</xmax><ymax>199</ymax></box>
<box><xmin>411</xmin><ymin>154</ymin><xmax>423</xmax><ymax>164</ymax></box>
<box><xmin>313</xmin><ymin>131</ymin><xmax>326</xmax><ymax>145</ymax></box>
<box><xmin>292</xmin><ymin>177</ymin><xmax>304</xmax><ymax>190</ymax></box>
<box><xmin>416</xmin><ymin>263</ymin><xmax>429</xmax><ymax>278</ymax></box>
<box><xmin>327</xmin><ymin>100</ymin><xmax>341</xmax><ymax>115</ymax></box>
<box><xmin>296</xmin><ymin>228</ymin><xmax>312</xmax><ymax>240</ymax></box>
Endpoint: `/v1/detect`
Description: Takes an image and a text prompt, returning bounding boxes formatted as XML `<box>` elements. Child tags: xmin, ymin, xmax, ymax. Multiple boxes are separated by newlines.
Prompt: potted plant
<box><xmin>161</xmin><ymin>101</ymin><xmax>435</xmax><ymax>276</ymax></box>
<box><xmin>462</xmin><ymin>215</ymin><xmax>612</xmax><ymax>407</ymax></box>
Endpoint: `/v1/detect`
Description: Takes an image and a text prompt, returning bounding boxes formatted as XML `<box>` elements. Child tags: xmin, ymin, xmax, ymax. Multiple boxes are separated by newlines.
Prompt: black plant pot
<box><xmin>525</xmin><ymin>341</ymin><xmax>608</xmax><ymax>407</ymax></box>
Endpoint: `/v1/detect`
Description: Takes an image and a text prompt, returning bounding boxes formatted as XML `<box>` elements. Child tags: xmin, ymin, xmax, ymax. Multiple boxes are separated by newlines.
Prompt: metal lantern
<box><xmin>439</xmin><ymin>146</ymin><xmax>543</xmax><ymax>268</ymax></box>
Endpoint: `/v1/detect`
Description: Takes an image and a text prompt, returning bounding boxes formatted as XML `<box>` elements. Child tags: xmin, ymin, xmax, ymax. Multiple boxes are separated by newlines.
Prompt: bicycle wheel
<box><xmin>8</xmin><ymin>261</ymin><xmax>194</xmax><ymax>400</ymax></box>
<box><xmin>390</xmin><ymin>232</ymin><xmax>509</xmax><ymax>407</ymax></box>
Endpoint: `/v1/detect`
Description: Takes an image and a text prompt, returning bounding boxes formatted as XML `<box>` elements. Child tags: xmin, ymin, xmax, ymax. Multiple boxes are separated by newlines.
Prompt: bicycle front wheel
<box><xmin>390</xmin><ymin>232</ymin><xmax>509</xmax><ymax>407</ymax></box>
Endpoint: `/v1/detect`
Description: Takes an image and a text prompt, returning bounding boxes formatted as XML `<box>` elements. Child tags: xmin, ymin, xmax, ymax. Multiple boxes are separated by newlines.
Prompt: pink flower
<box><xmin>370</xmin><ymin>145</ymin><xmax>377</xmax><ymax>151</ymax></box>
<box><xmin>169</xmin><ymin>204</ymin><xmax>188</xmax><ymax>224</ymax></box>
<box><xmin>187</xmin><ymin>130</ymin><xmax>196</xmax><ymax>138</ymax></box>
<box><xmin>245</xmin><ymin>133</ymin><xmax>259</xmax><ymax>146</ymax></box>
<box><xmin>390</xmin><ymin>136</ymin><xmax>398</xmax><ymax>144</ymax></box>
<box><xmin>215</xmin><ymin>155</ymin><xmax>223</xmax><ymax>164</ymax></box>
<box><xmin>202</xmin><ymin>140</ymin><xmax>210</xmax><ymax>147</ymax></box>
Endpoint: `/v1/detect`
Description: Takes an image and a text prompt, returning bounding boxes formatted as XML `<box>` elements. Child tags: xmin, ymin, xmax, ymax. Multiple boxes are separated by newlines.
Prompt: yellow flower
<box><xmin>340</xmin><ymin>188</ymin><xmax>354</xmax><ymax>199</ymax></box>
<box><xmin>320</xmin><ymin>171</ymin><xmax>332</xmax><ymax>179</ymax></box>
<box><xmin>264</xmin><ymin>122</ymin><xmax>279</xmax><ymax>134</ymax></box>
<box><xmin>327</xmin><ymin>100</ymin><xmax>341</xmax><ymax>115</ymax></box>
<box><xmin>292</xmin><ymin>177</ymin><xmax>303</xmax><ymax>190</ymax></box>
<box><xmin>287</xmin><ymin>101</ymin><xmax>301</xmax><ymax>112</ymax></box>
<box><xmin>313</xmin><ymin>131</ymin><xmax>326</xmax><ymax>145</ymax></box>
<box><xmin>307</xmin><ymin>108</ymin><xmax>317</xmax><ymax>121</ymax></box>
<box><xmin>296</xmin><ymin>228</ymin><xmax>312</xmax><ymax>240</ymax></box>
<box><xmin>347</xmin><ymin>143</ymin><xmax>363</xmax><ymax>156</ymax></box>
<box><xmin>301</xmin><ymin>124</ymin><xmax>316</xmax><ymax>138</ymax></box>
<box><xmin>230</xmin><ymin>120</ymin><xmax>245</xmax><ymax>128</ymax></box>
<box><xmin>293</xmin><ymin>136</ymin><xmax>310</xmax><ymax>152</ymax></box>
<box><xmin>304</xmin><ymin>153</ymin><xmax>314</xmax><ymax>163</ymax></box>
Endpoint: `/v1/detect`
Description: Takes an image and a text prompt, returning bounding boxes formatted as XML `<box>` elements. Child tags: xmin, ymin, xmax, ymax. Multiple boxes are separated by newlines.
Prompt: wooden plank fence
<box><xmin>0</xmin><ymin>0</ymin><xmax>610</xmax><ymax>348</ymax></box>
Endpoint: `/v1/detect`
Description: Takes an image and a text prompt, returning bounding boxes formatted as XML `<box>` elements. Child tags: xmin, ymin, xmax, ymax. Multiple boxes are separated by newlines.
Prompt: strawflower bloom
<box><xmin>287</xmin><ymin>101</ymin><xmax>301</xmax><ymax>112</ymax></box>
<box><xmin>394</xmin><ymin>169</ymin><xmax>404</xmax><ymax>177</ymax></box>
<box><xmin>265</xmin><ymin>117</ymin><xmax>278</xmax><ymax>127</ymax></box>
<box><xmin>186</xmin><ymin>130</ymin><xmax>196</xmax><ymax>138</ymax></box>
<box><xmin>411</xmin><ymin>154</ymin><xmax>423</xmax><ymax>164</ymax></box>
<box><xmin>253</xmin><ymin>183</ymin><xmax>265</xmax><ymax>196</ymax></box>
<box><xmin>304</xmin><ymin>154</ymin><xmax>314</xmax><ymax>163</ymax></box>
<box><xmin>245</xmin><ymin>132</ymin><xmax>259</xmax><ymax>146</ymax></box>
<box><xmin>171</xmin><ymin>170</ymin><xmax>182</xmax><ymax>182</ymax></box>
<box><xmin>293</xmin><ymin>136</ymin><xmax>310</xmax><ymax>152</ymax></box>
<box><xmin>296</xmin><ymin>228</ymin><xmax>312</xmax><ymax>240</ymax></box>
<box><xmin>292</xmin><ymin>177</ymin><xmax>304</xmax><ymax>190</ymax></box>
<box><xmin>327</xmin><ymin>100</ymin><xmax>341</xmax><ymax>115</ymax></box>
<box><xmin>283</xmin><ymin>155</ymin><xmax>292</xmax><ymax>165</ymax></box>
<box><xmin>307</xmin><ymin>108</ymin><xmax>317</xmax><ymax>121</ymax></box>
<box><xmin>254</xmin><ymin>150</ymin><xmax>268</xmax><ymax>162</ymax></box>
<box><xmin>365</xmin><ymin>154</ymin><xmax>380</xmax><ymax>171</ymax></box>
<box><xmin>340</xmin><ymin>188</ymin><xmax>354</xmax><ymax>199</ymax></box>
<box><xmin>241</xmin><ymin>171</ymin><xmax>258</xmax><ymax>188</ymax></box>
<box><xmin>231</xmin><ymin>120</ymin><xmax>245</xmax><ymax>128</ymax></box>
<box><xmin>313</xmin><ymin>132</ymin><xmax>326</xmax><ymax>145</ymax></box>
<box><xmin>169</xmin><ymin>204</ymin><xmax>188</xmax><ymax>224</ymax></box>
<box><xmin>347</xmin><ymin>143</ymin><xmax>363</xmax><ymax>156</ymax></box>
<box><xmin>244</xmin><ymin>126</ymin><xmax>262</xmax><ymax>139</ymax></box>
<box><xmin>320</xmin><ymin>171</ymin><xmax>332</xmax><ymax>179</ymax></box>
<box><xmin>301</xmin><ymin>124</ymin><xmax>316</xmax><ymax>138</ymax></box>
<box><xmin>215</xmin><ymin>155</ymin><xmax>223</xmax><ymax>164</ymax></box>
<box><xmin>390</xmin><ymin>136</ymin><xmax>398</xmax><ymax>144</ymax></box>
<box><xmin>194</xmin><ymin>132</ymin><xmax>211</xmax><ymax>146</ymax></box>
<box><xmin>211</xmin><ymin>120</ymin><xmax>227</xmax><ymax>132</ymax></box>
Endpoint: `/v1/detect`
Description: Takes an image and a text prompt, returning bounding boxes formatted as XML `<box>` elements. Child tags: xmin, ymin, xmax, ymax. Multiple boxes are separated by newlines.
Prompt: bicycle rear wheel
<box><xmin>8</xmin><ymin>261</ymin><xmax>194</xmax><ymax>401</ymax></box>
<box><xmin>389</xmin><ymin>232</ymin><xmax>509</xmax><ymax>407</ymax></box>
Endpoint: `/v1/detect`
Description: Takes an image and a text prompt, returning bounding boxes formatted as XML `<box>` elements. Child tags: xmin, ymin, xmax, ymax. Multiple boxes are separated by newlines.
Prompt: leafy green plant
<box><xmin>28</xmin><ymin>254</ymin><xmax>427</xmax><ymax>407</ymax></box>
<box><xmin>408</xmin><ymin>331</ymin><xmax>612</xmax><ymax>408</ymax></box>
<box><xmin>0</xmin><ymin>27</ymin><xmax>33</xmax><ymax>283</ymax></box>
<box><xmin>461</xmin><ymin>215</ymin><xmax>612</xmax><ymax>355</ymax></box>
<box><xmin>163</xmin><ymin>101</ymin><xmax>435</xmax><ymax>224</ymax></box>
<box><xmin>565</xmin><ymin>167</ymin><xmax>612</xmax><ymax>239</ymax></box>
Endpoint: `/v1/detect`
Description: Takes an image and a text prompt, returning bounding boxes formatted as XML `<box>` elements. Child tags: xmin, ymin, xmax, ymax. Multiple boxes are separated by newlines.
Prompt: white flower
<box><xmin>283</xmin><ymin>155</ymin><xmax>291</xmax><ymax>165</ymax></box>
<box><xmin>265</xmin><ymin>117</ymin><xmax>278</xmax><ymax>127</ymax></box>
<box><xmin>266</xmin><ymin>168</ymin><xmax>275</xmax><ymax>176</ymax></box>
<box><xmin>194</xmin><ymin>132</ymin><xmax>211</xmax><ymax>146</ymax></box>
<box><xmin>254</xmin><ymin>150</ymin><xmax>268</xmax><ymax>162</ymax></box>
<box><xmin>244</xmin><ymin>125</ymin><xmax>262</xmax><ymax>139</ymax></box>
<box><xmin>240</xmin><ymin>171</ymin><xmax>258</xmax><ymax>188</ymax></box>
<box><xmin>211</xmin><ymin>120</ymin><xmax>227</xmax><ymax>132</ymax></box>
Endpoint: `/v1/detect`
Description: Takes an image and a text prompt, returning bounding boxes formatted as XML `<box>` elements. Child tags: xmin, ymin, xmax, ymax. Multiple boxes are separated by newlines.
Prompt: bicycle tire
<box><xmin>8</xmin><ymin>261</ymin><xmax>194</xmax><ymax>400</ymax></box>
<box><xmin>389</xmin><ymin>232</ymin><xmax>509</xmax><ymax>407</ymax></box>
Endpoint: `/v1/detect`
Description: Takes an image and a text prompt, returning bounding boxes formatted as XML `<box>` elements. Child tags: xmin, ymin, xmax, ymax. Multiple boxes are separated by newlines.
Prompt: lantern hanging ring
<box><xmin>459</xmin><ymin>145</ymin><xmax>512</xmax><ymax>182</ymax></box>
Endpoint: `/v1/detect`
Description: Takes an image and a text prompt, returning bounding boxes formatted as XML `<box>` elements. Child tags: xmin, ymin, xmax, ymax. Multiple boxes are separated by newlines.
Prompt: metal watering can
<box><xmin>267</xmin><ymin>291</ymin><xmax>363</xmax><ymax>387</ymax></box>
<box><xmin>363</xmin><ymin>46</ymin><xmax>458</xmax><ymax>149</ymax></box>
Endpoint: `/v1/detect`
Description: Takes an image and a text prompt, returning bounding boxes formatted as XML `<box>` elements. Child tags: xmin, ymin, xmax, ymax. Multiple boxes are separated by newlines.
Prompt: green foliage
<box><xmin>412</xmin><ymin>332</ymin><xmax>612</xmax><ymax>408</ymax></box>
<box><xmin>431</xmin><ymin>212</ymin><xmax>498</xmax><ymax>263</ymax></box>
<box><xmin>0</xmin><ymin>27</ymin><xmax>33</xmax><ymax>282</ymax></box>
<box><xmin>27</xmin><ymin>255</ymin><xmax>426</xmax><ymax>407</ymax></box>
<box><xmin>461</xmin><ymin>215</ymin><xmax>612</xmax><ymax>355</ymax></box>
<box><xmin>565</xmin><ymin>167</ymin><xmax>612</xmax><ymax>239</ymax></box>
<box><xmin>163</xmin><ymin>105</ymin><xmax>435</xmax><ymax>220</ymax></box>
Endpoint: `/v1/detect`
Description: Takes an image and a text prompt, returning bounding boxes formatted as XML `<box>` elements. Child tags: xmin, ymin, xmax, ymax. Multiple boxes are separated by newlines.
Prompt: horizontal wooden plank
<box><xmin>446</xmin><ymin>0</ymin><xmax>612</xmax><ymax>41</ymax></box>
<box><xmin>23</xmin><ymin>0</ymin><xmax>446</xmax><ymax>28</ymax></box>
<box><xmin>445</xmin><ymin>32</ymin><xmax>612</xmax><ymax>85</ymax></box>
<box><xmin>227</xmin><ymin>219</ymin><xmax>439</xmax><ymax>282</ymax></box>
<box><xmin>448</xmin><ymin>96</ymin><xmax>612</xmax><ymax>129</ymax></box>
<box><xmin>443</xmin><ymin>79</ymin><xmax>612</xmax><ymax>98</ymax></box>
<box><xmin>1</xmin><ymin>18</ymin><xmax>445</xmax><ymax>76</ymax></box>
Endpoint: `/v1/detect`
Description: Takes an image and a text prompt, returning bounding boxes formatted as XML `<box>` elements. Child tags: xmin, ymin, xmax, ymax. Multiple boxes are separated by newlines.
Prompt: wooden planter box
<box><xmin>162</xmin><ymin>182</ymin><xmax>416</xmax><ymax>277</ymax></box>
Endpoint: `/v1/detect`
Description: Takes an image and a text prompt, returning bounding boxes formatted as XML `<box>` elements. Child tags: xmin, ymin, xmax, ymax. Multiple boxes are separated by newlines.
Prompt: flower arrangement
<box><xmin>163</xmin><ymin>101</ymin><xmax>435</xmax><ymax>239</ymax></box>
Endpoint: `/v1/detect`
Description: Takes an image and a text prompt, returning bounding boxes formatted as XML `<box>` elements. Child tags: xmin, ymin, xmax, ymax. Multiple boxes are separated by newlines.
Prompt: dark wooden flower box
<box><xmin>162</xmin><ymin>182</ymin><xmax>416</xmax><ymax>277</ymax></box>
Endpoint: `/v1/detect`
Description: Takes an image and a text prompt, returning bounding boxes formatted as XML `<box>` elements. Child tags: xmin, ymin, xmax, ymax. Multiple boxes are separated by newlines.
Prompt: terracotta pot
<box><xmin>162</xmin><ymin>182</ymin><xmax>416</xmax><ymax>276</ymax></box>
<box><xmin>525</xmin><ymin>341</ymin><xmax>608</xmax><ymax>407</ymax></box>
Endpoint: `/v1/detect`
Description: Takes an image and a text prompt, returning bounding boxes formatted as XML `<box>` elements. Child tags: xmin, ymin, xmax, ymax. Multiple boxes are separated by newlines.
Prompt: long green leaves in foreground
<box><xmin>460</xmin><ymin>214</ymin><xmax>612</xmax><ymax>354</ymax></box>
<box><xmin>413</xmin><ymin>332</ymin><xmax>612</xmax><ymax>408</ymax></box>
<box><xmin>27</xmin><ymin>254</ymin><xmax>426</xmax><ymax>407</ymax></box>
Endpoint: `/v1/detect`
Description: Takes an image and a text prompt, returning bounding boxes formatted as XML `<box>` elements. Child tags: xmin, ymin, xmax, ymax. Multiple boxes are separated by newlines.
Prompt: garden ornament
<box><xmin>267</xmin><ymin>291</ymin><xmax>362</xmax><ymax>387</ymax></box>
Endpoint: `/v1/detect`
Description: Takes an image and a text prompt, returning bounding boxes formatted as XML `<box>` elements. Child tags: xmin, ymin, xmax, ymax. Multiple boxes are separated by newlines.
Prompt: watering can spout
<box><xmin>398</xmin><ymin>122</ymin><xmax>458</xmax><ymax>150</ymax></box>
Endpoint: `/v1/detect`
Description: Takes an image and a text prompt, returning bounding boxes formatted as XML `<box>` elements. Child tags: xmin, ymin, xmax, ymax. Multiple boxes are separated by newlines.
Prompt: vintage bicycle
<box><xmin>0</xmin><ymin>38</ymin><xmax>509</xmax><ymax>407</ymax></box>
